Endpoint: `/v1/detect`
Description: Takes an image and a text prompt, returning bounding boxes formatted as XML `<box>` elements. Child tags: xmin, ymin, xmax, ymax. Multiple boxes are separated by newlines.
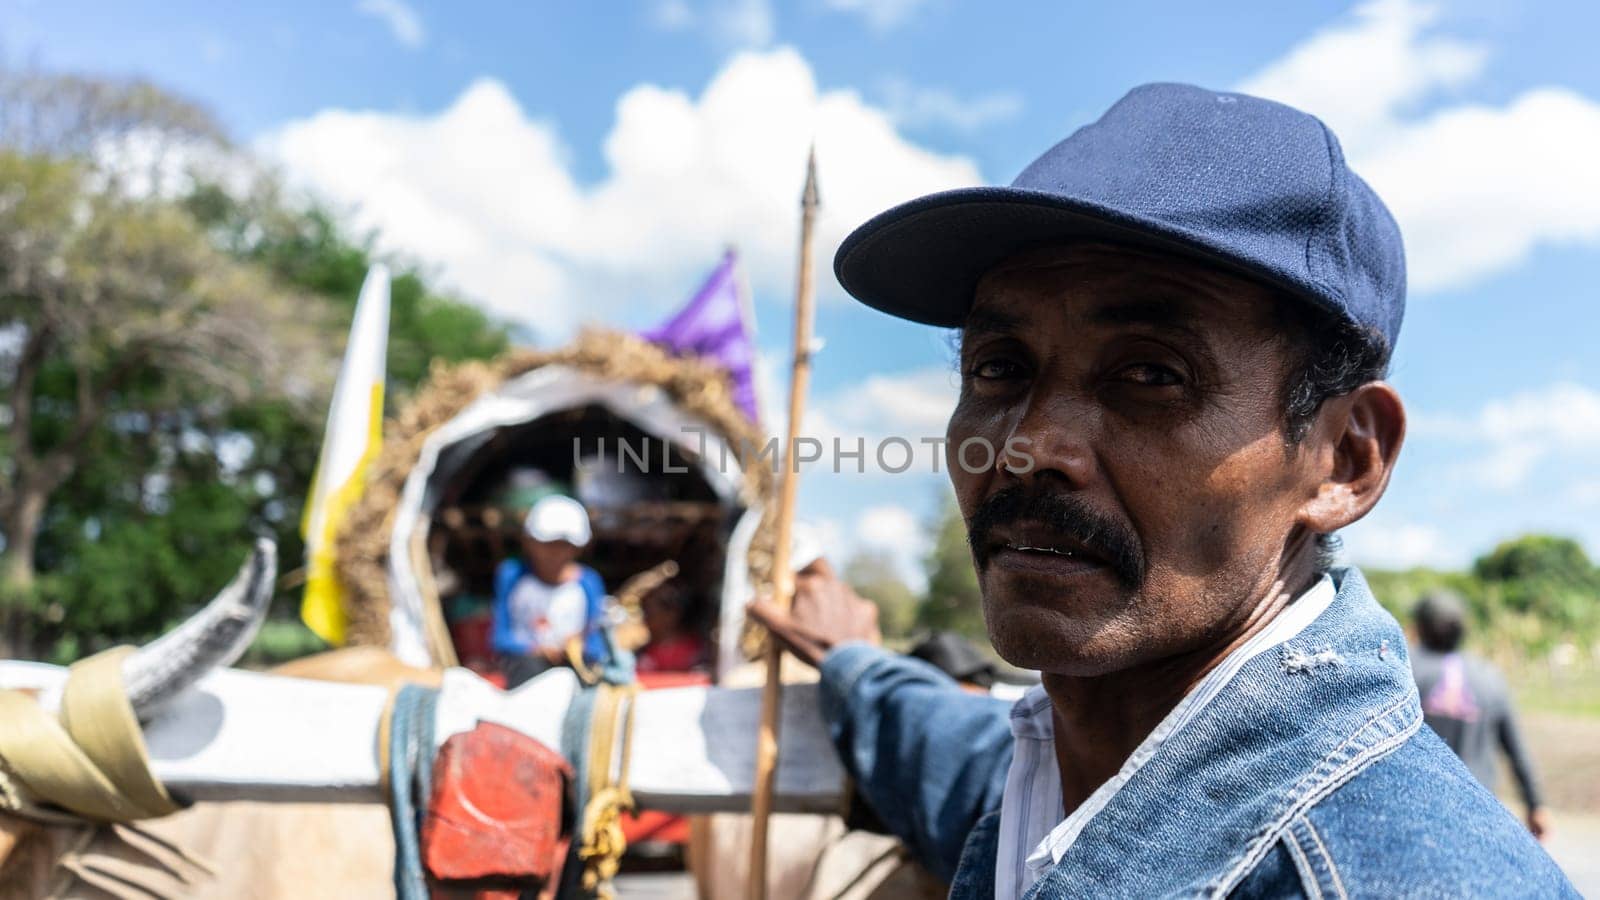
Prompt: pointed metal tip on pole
<box><xmin>802</xmin><ymin>143</ymin><xmax>820</xmax><ymax>210</ymax></box>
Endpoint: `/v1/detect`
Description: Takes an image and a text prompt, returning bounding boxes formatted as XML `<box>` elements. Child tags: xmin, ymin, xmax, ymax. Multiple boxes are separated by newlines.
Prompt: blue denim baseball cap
<box><xmin>834</xmin><ymin>82</ymin><xmax>1406</xmax><ymax>353</ymax></box>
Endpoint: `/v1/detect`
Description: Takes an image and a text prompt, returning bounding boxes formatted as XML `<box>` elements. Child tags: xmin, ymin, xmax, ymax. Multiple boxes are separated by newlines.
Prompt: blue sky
<box><xmin>6</xmin><ymin>0</ymin><xmax>1600</xmax><ymax>585</ymax></box>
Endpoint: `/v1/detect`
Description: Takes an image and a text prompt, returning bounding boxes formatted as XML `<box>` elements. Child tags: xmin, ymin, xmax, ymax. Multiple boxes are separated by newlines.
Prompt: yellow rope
<box><xmin>566</xmin><ymin>636</ymin><xmax>603</xmax><ymax>687</ymax></box>
<box><xmin>0</xmin><ymin>647</ymin><xmax>179</xmax><ymax>823</ymax></box>
<box><xmin>577</xmin><ymin>682</ymin><xmax>639</xmax><ymax>900</ymax></box>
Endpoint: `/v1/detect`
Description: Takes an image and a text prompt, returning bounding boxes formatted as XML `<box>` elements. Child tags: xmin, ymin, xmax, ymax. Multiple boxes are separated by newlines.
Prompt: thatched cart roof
<box><xmin>333</xmin><ymin>328</ymin><xmax>778</xmax><ymax>649</ymax></box>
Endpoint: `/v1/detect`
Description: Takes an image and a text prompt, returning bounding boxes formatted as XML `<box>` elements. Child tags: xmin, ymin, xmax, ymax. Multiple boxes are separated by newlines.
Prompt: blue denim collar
<box><xmin>1024</xmin><ymin>568</ymin><xmax>1423</xmax><ymax>899</ymax></box>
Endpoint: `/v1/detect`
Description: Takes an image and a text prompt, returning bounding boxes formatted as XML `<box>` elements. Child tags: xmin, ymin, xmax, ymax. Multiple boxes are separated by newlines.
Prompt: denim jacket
<box><xmin>818</xmin><ymin>569</ymin><xmax>1576</xmax><ymax>898</ymax></box>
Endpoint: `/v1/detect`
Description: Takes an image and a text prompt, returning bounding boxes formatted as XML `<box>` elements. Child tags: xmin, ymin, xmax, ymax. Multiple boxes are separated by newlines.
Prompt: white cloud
<box><xmin>356</xmin><ymin>0</ymin><xmax>425</xmax><ymax>49</ymax></box>
<box><xmin>1474</xmin><ymin>381</ymin><xmax>1600</xmax><ymax>448</ymax></box>
<box><xmin>879</xmin><ymin>78</ymin><xmax>1023</xmax><ymax>133</ymax></box>
<box><xmin>264</xmin><ymin>48</ymin><xmax>981</xmax><ymax>334</ymax></box>
<box><xmin>1240</xmin><ymin>0</ymin><xmax>1600</xmax><ymax>294</ymax></box>
<box><xmin>851</xmin><ymin>367</ymin><xmax>959</xmax><ymax>432</ymax></box>
<box><xmin>795</xmin><ymin>516</ymin><xmax>845</xmax><ymax>569</ymax></box>
<box><xmin>1360</xmin><ymin>89</ymin><xmax>1600</xmax><ymax>292</ymax></box>
<box><xmin>1473</xmin><ymin>442</ymin><xmax>1544</xmax><ymax>491</ymax></box>
<box><xmin>715</xmin><ymin>0</ymin><xmax>776</xmax><ymax>46</ymax></box>
<box><xmin>650</xmin><ymin>0</ymin><xmax>695</xmax><ymax>30</ymax></box>
<box><xmin>1340</xmin><ymin>519</ymin><xmax>1461</xmax><ymax>569</ymax></box>
<box><xmin>1573</xmin><ymin>480</ymin><xmax>1600</xmax><ymax>507</ymax></box>
<box><xmin>1237</xmin><ymin>0</ymin><xmax>1487</xmax><ymax>152</ymax></box>
<box><xmin>823</xmin><ymin>0</ymin><xmax>931</xmax><ymax>31</ymax></box>
<box><xmin>857</xmin><ymin>503</ymin><xmax>919</xmax><ymax>546</ymax></box>
<box><xmin>769</xmin><ymin>365</ymin><xmax>958</xmax><ymax>477</ymax></box>
<box><xmin>648</xmin><ymin>0</ymin><xmax>775</xmax><ymax>48</ymax></box>
<box><xmin>855</xmin><ymin>503</ymin><xmax>930</xmax><ymax>589</ymax></box>
<box><xmin>1414</xmin><ymin>381</ymin><xmax>1600</xmax><ymax>490</ymax></box>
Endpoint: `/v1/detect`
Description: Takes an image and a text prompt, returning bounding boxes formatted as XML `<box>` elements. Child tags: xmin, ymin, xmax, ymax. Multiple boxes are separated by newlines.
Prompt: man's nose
<box><xmin>1002</xmin><ymin>392</ymin><xmax>1098</xmax><ymax>490</ymax></box>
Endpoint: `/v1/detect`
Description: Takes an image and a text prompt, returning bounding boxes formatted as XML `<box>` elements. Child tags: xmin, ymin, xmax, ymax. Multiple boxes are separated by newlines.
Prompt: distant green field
<box><xmin>1508</xmin><ymin>656</ymin><xmax>1600</xmax><ymax>719</ymax></box>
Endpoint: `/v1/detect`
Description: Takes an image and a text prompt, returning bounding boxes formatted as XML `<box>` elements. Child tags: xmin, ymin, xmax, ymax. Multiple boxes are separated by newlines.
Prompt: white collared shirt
<box><xmin>993</xmin><ymin>575</ymin><xmax>1337</xmax><ymax>900</ymax></box>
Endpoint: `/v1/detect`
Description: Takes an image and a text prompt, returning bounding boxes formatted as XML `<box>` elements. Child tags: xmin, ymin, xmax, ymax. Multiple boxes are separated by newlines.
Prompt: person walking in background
<box><xmin>1411</xmin><ymin>590</ymin><xmax>1550</xmax><ymax>840</ymax></box>
<box><xmin>490</xmin><ymin>493</ymin><xmax>608</xmax><ymax>688</ymax></box>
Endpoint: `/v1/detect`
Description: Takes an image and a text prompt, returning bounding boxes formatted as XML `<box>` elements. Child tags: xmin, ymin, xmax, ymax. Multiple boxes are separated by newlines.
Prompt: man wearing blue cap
<box><xmin>749</xmin><ymin>83</ymin><xmax>1574</xmax><ymax>897</ymax></box>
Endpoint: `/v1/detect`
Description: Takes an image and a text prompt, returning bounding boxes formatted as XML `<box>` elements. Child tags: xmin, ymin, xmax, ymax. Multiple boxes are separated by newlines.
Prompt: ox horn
<box><xmin>120</xmin><ymin>538</ymin><xmax>277</xmax><ymax>719</ymax></box>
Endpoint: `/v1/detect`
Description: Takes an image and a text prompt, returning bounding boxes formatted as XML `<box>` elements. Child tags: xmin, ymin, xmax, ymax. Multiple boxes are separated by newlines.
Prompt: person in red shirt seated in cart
<box><xmin>636</xmin><ymin>578</ymin><xmax>710</xmax><ymax>674</ymax></box>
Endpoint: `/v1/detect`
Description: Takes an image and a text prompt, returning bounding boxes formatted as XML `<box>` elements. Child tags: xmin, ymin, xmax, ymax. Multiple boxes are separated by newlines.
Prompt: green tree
<box><xmin>0</xmin><ymin>85</ymin><xmax>329</xmax><ymax>655</ymax></box>
<box><xmin>1474</xmin><ymin>534</ymin><xmax>1595</xmax><ymax>586</ymax></box>
<box><xmin>1361</xmin><ymin>567</ymin><xmax>1486</xmax><ymax>629</ymax></box>
<box><xmin>844</xmin><ymin>550</ymin><xmax>919</xmax><ymax>640</ymax></box>
<box><xmin>1363</xmin><ymin>533</ymin><xmax>1600</xmax><ymax>658</ymax></box>
<box><xmin>1472</xmin><ymin>534</ymin><xmax>1599</xmax><ymax>632</ymax></box>
<box><xmin>918</xmin><ymin>498</ymin><xmax>986</xmax><ymax>642</ymax></box>
<box><xmin>1</xmin><ymin>67</ymin><xmax>509</xmax><ymax>661</ymax></box>
<box><xmin>183</xmin><ymin>183</ymin><xmax>509</xmax><ymax>388</ymax></box>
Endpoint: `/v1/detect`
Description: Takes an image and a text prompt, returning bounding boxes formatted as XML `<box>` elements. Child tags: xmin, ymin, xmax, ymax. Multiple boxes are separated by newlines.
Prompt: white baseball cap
<box><xmin>523</xmin><ymin>495</ymin><xmax>592</xmax><ymax>547</ymax></box>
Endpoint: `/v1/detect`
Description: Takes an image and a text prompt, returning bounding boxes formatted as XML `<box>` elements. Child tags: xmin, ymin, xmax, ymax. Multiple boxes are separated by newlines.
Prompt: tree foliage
<box><xmin>183</xmin><ymin>183</ymin><xmax>508</xmax><ymax>387</ymax></box>
<box><xmin>917</xmin><ymin>498</ymin><xmax>986</xmax><ymax>642</ymax></box>
<box><xmin>0</xmin><ymin>66</ymin><xmax>508</xmax><ymax>661</ymax></box>
<box><xmin>1344</xmin><ymin>533</ymin><xmax>1600</xmax><ymax>658</ymax></box>
<box><xmin>0</xmin><ymin>67</ymin><xmax>225</xmax><ymax>159</ymax></box>
<box><xmin>843</xmin><ymin>549</ymin><xmax>919</xmax><ymax>640</ymax></box>
<box><xmin>1471</xmin><ymin>535</ymin><xmax>1600</xmax><ymax>633</ymax></box>
<box><xmin>1475</xmin><ymin>534</ymin><xmax>1594</xmax><ymax>587</ymax></box>
<box><xmin>0</xmin><ymin>122</ymin><xmax>326</xmax><ymax>656</ymax></box>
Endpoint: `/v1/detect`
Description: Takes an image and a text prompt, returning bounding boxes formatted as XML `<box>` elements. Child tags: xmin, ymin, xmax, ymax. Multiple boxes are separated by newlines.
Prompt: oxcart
<box><xmin>331</xmin><ymin>328</ymin><xmax>778</xmax><ymax>685</ymax></box>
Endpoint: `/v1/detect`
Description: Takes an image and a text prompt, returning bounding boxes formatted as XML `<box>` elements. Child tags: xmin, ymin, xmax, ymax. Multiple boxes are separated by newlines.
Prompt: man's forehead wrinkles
<box><xmin>963</xmin><ymin>292</ymin><xmax>1215</xmax><ymax>343</ymax></box>
<box><xmin>961</xmin><ymin>307</ymin><xmax>1026</xmax><ymax>337</ymax></box>
<box><xmin>976</xmin><ymin>251</ymin><xmax>1253</xmax><ymax>311</ymax></box>
<box><xmin>1088</xmin><ymin>295</ymin><xmax>1203</xmax><ymax>332</ymax></box>
<box><xmin>983</xmin><ymin>244</ymin><xmax>1248</xmax><ymax>290</ymax></box>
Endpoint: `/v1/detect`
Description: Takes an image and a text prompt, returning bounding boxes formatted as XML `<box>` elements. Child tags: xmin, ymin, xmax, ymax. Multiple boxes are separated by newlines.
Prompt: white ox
<box><xmin>0</xmin><ymin>541</ymin><xmax>859</xmax><ymax>898</ymax></box>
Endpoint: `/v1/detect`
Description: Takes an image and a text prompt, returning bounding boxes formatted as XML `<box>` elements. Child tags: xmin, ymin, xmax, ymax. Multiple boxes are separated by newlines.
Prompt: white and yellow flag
<box><xmin>301</xmin><ymin>264</ymin><xmax>390</xmax><ymax>644</ymax></box>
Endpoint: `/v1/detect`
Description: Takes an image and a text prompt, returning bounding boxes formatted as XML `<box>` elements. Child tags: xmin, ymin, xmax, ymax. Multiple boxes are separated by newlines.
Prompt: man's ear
<box><xmin>1298</xmin><ymin>382</ymin><xmax>1406</xmax><ymax>534</ymax></box>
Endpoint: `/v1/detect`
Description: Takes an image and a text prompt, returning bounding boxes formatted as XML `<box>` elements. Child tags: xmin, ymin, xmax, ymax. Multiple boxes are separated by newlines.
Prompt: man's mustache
<box><xmin>966</xmin><ymin>486</ymin><xmax>1145</xmax><ymax>589</ymax></box>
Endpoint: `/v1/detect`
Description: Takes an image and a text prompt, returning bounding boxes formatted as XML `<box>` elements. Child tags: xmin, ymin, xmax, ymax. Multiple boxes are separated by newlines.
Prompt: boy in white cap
<box><xmin>489</xmin><ymin>493</ymin><xmax>608</xmax><ymax>687</ymax></box>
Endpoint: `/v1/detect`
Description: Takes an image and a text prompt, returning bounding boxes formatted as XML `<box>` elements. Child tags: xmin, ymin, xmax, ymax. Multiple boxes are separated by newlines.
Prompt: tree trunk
<box><xmin>1</xmin><ymin>487</ymin><xmax>46</xmax><ymax>587</ymax></box>
<box><xmin>0</xmin><ymin>482</ymin><xmax>49</xmax><ymax>659</ymax></box>
<box><xmin>0</xmin><ymin>324</ymin><xmax>97</xmax><ymax>658</ymax></box>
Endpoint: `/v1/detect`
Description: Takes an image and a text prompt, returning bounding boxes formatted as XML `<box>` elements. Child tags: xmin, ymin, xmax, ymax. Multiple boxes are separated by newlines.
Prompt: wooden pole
<box><xmin>746</xmin><ymin>146</ymin><xmax>820</xmax><ymax>900</ymax></box>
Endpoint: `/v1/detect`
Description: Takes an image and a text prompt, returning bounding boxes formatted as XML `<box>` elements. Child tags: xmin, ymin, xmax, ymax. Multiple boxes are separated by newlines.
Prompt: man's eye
<box><xmin>1117</xmin><ymin>363</ymin><xmax>1183</xmax><ymax>386</ymax></box>
<box><xmin>970</xmin><ymin>359</ymin><xmax>1024</xmax><ymax>380</ymax></box>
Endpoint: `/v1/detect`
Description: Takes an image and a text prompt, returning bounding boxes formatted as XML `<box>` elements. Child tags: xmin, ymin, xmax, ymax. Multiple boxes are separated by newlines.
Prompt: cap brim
<box><xmin>526</xmin><ymin>529</ymin><xmax>589</xmax><ymax>546</ymax></box>
<box><xmin>834</xmin><ymin>186</ymin><xmax>1284</xmax><ymax>328</ymax></box>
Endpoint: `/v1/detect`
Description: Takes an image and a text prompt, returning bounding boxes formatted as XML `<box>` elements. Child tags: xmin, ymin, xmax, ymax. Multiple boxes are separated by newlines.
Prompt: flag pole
<box><xmin>747</xmin><ymin>146</ymin><xmax>820</xmax><ymax>900</ymax></box>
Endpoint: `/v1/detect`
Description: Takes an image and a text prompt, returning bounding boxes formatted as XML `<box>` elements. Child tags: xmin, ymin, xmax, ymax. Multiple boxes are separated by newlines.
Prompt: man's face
<box><xmin>948</xmin><ymin>242</ymin><xmax>1323</xmax><ymax>676</ymax></box>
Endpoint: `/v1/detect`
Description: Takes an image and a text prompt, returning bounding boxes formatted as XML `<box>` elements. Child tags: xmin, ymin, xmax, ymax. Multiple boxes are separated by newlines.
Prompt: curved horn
<box><xmin>121</xmin><ymin>538</ymin><xmax>277</xmax><ymax>719</ymax></box>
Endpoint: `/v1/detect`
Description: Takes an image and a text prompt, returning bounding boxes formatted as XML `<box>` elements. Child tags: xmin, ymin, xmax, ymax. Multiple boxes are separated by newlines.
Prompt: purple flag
<box><xmin>643</xmin><ymin>250</ymin><xmax>760</xmax><ymax>423</ymax></box>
